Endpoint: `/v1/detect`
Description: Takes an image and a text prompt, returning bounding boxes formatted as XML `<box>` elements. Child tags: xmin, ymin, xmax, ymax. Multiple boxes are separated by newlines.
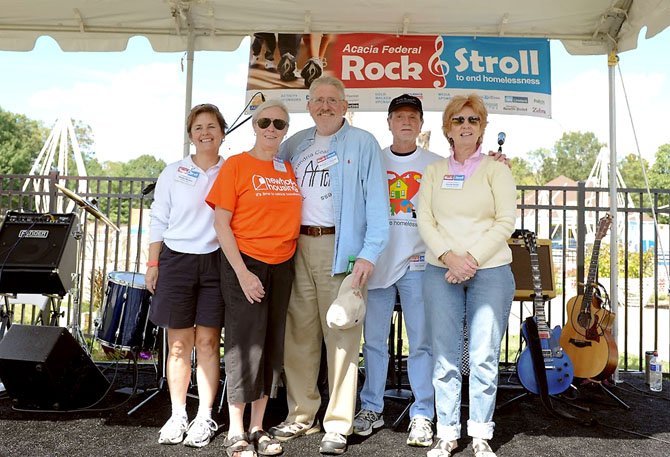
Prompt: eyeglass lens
<box><xmin>257</xmin><ymin>118</ymin><xmax>288</xmax><ymax>130</ymax></box>
<box><xmin>311</xmin><ymin>97</ymin><xmax>342</xmax><ymax>105</ymax></box>
<box><xmin>451</xmin><ymin>116</ymin><xmax>481</xmax><ymax>125</ymax></box>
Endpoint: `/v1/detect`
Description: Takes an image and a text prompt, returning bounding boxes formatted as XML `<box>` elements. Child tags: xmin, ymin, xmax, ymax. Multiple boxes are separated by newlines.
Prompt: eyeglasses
<box><xmin>451</xmin><ymin>116</ymin><xmax>481</xmax><ymax>126</ymax></box>
<box><xmin>257</xmin><ymin>118</ymin><xmax>288</xmax><ymax>130</ymax></box>
<box><xmin>310</xmin><ymin>97</ymin><xmax>344</xmax><ymax>106</ymax></box>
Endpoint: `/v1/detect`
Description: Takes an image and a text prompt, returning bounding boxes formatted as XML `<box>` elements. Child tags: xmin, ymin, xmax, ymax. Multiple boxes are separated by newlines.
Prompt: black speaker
<box><xmin>0</xmin><ymin>211</ymin><xmax>77</xmax><ymax>296</ymax></box>
<box><xmin>0</xmin><ymin>325</ymin><xmax>109</xmax><ymax>410</ymax></box>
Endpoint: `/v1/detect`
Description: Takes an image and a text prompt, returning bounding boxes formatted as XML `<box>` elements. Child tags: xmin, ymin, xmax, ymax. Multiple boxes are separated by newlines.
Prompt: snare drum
<box><xmin>97</xmin><ymin>271</ymin><xmax>156</xmax><ymax>355</ymax></box>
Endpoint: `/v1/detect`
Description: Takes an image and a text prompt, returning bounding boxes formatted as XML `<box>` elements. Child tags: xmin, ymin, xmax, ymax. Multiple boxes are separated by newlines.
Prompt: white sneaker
<box><xmin>265</xmin><ymin>59</ymin><xmax>277</xmax><ymax>71</ymax></box>
<box><xmin>472</xmin><ymin>438</ymin><xmax>496</xmax><ymax>457</ymax></box>
<box><xmin>158</xmin><ymin>415</ymin><xmax>188</xmax><ymax>445</ymax></box>
<box><xmin>183</xmin><ymin>417</ymin><xmax>218</xmax><ymax>448</ymax></box>
<box><xmin>406</xmin><ymin>416</ymin><xmax>433</xmax><ymax>446</ymax></box>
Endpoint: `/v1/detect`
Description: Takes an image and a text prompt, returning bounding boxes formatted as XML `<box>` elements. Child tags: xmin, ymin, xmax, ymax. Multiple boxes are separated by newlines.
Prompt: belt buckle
<box><xmin>312</xmin><ymin>226</ymin><xmax>322</xmax><ymax>237</ymax></box>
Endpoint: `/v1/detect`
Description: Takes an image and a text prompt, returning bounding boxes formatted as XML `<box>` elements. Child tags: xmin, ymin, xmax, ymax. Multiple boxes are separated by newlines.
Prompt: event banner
<box><xmin>245</xmin><ymin>33</ymin><xmax>551</xmax><ymax>117</ymax></box>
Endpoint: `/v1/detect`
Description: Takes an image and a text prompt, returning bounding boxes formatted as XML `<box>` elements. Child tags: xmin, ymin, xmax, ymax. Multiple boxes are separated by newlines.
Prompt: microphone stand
<box><xmin>225</xmin><ymin>91</ymin><xmax>265</xmax><ymax>135</ymax></box>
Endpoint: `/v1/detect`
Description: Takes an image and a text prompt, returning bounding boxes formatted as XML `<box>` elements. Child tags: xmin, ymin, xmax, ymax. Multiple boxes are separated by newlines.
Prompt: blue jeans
<box><xmin>423</xmin><ymin>263</ymin><xmax>514</xmax><ymax>441</ymax></box>
<box><xmin>360</xmin><ymin>269</ymin><xmax>434</xmax><ymax>421</ymax></box>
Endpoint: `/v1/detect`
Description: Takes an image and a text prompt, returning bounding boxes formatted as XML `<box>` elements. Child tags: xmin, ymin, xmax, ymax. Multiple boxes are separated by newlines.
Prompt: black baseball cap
<box><xmin>388</xmin><ymin>94</ymin><xmax>423</xmax><ymax>116</ymax></box>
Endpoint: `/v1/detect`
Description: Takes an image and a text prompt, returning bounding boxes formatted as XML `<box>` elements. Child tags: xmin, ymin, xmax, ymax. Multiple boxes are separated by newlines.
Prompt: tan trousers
<box><xmin>283</xmin><ymin>234</ymin><xmax>363</xmax><ymax>435</ymax></box>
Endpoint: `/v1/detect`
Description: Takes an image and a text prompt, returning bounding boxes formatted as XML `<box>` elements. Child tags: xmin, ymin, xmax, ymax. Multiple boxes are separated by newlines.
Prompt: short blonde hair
<box><xmin>252</xmin><ymin>99</ymin><xmax>290</xmax><ymax>125</ymax></box>
<box><xmin>441</xmin><ymin>94</ymin><xmax>488</xmax><ymax>148</ymax></box>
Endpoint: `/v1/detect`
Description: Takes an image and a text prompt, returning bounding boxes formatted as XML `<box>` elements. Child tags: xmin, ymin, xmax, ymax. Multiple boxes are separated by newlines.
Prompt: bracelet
<box><xmin>146</xmin><ymin>260</ymin><xmax>159</xmax><ymax>267</ymax></box>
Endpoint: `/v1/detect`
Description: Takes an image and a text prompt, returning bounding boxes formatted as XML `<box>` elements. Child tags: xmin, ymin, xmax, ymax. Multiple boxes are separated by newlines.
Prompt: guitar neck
<box><xmin>580</xmin><ymin>238</ymin><xmax>602</xmax><ymax>311</ymax></box>
<box><xmin>529</xmin><ymin>250</ymin><xmax>549</xmax><ymax>334</ymax></box>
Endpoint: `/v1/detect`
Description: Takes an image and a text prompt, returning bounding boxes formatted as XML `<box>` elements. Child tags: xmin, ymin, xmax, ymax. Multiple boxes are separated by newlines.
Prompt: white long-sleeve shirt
<box><xmin>149</xmin><ymin>155</ymin><xmax>223</xmax><ymax>254</ymax></box>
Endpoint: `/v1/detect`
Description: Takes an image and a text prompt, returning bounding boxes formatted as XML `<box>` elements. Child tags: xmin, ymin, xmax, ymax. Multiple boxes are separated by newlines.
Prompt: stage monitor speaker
<box><xmin>0</xmin><ymin>211</ymin><xmax>77</xmax><ymax>296</ymax></box>
<box><xmin>0</xmin><ymin>325</ymin><xmax>109</xmax><ymax>410</ymax></box>
<box><xmin>508</xmin><ymin>237</ymin><xmax>556</xmax><ymax>301</ymax></box>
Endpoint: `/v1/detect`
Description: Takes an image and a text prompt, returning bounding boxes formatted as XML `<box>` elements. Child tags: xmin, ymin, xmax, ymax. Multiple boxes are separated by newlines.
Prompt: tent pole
<box><xmin>183</xmin><ymin>32</ymin><xmax>195</xmax><ymax>157</ymax></box>
<box><xmin>608</xmin><ymin>47</ymin><xmax>620</xmax><ymax>383</ymax></box>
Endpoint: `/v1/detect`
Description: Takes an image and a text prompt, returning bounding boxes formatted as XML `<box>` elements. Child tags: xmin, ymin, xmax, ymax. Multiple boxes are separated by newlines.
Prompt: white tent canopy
<box><xmin>0</xmin><ymin>0</ymin><xmax>669</xmax><ymax>55</ymax></box>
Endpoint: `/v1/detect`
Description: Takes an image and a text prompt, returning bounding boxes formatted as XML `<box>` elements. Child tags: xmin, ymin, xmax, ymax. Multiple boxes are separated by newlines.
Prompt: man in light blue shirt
<box><xmin>270</xmin><ymin>76</ymin><xmax>389</xmax><ymax>455</ymax></box>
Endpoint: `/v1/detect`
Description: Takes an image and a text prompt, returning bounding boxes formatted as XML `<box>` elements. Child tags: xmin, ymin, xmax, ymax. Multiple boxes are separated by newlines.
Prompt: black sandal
<box><xmin>249</xmin><ymin>429</ymin><xmax>283</xmax><ymax>456</ymax></box>
<box><xmin>223</xmin><ymin>432</ymin><xmax>256</xmax><ymax>457</ymax></box>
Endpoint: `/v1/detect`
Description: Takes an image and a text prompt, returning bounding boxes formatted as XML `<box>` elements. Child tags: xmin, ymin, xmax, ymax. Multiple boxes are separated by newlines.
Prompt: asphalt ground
<box><xmin>0</xmin><ymin>362</ymin><xmax>668</xmax><ymax>457</ymax></box>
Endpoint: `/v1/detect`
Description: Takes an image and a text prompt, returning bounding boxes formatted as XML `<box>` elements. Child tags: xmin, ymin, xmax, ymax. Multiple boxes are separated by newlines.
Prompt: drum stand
<box><xmin>127</xmin><ymin>327</ymin><xmax>168</xmax><ymax>415</ymax></box>
<box><xmin>68</xmin><ymin>218</ymin><xmax>89</xmax><ymax>353</ymax></box>
<box><xmin>0</xmin><ymin>294</ymin><xmax>14</xmax><ymax>342</ymax></box>
<box><xmin>32</xmin><ymin>295</ymin><xmax>64</xmax><ymax>327</ymax></box>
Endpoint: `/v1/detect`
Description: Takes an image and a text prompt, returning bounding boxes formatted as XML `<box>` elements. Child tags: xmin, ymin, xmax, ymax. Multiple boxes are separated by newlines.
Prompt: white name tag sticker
<box><xmin>273</xmin><ymin>157</ymin><xmax>287</xmax><ymax>172</ymax></box>
<box><xmin>441</xmin><ymin>174</ymin><xmax>465</xmax><ymax>189</ymax></box>
<box><xmin>409</xmin><ymin>254</ymin><xmax>426</xmax><ymax>271</ymax></box>
<box><xmin>317</xmin><ymin>151</ymin><xmax>339</xmax><ymax>169</ymax></box>
<box><xmin>175</xmin><ymin>166</ymin><xmax>200</xmax><ymax>186</ymax></box>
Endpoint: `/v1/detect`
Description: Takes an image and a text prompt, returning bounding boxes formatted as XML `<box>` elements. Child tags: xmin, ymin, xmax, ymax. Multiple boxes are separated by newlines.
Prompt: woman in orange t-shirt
<box><xmin>206</xmin><ymin>99</ymin><xmax>301</xmax><ymax>457</ymax></box>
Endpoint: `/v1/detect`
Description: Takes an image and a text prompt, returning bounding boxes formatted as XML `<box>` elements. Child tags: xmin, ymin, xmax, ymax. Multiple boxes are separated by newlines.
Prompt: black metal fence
<box><xmin>1</xmin><ymin>173</ymin><xmax>669</xmax><ymax>373</ymax></box>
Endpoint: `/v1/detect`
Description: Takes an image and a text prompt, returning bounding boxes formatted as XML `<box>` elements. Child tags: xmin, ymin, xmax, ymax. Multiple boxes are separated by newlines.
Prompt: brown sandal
<box><xmin>249</xmin><ymin>429</ymin><xmax>283</xmax><ymax>456</ymax></box>
<box><xmin>223</xmin><ymin>432</ymin><xmax>256</xmax><ymax>457</ymax></box>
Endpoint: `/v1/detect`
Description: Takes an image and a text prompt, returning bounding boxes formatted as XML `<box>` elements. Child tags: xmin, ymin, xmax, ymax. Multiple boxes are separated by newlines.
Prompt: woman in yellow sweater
<box><xmin>417</xmin><ymin>94</ymin><xmax>516</xmax><ymax>457</ymax></box>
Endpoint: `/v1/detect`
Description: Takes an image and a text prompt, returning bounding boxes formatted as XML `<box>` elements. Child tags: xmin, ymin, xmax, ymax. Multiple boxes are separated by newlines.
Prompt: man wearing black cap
<box><xmin>353</xmin><ymin>94</ymin><xmax>439</xmax><ymax>447</ymax></box>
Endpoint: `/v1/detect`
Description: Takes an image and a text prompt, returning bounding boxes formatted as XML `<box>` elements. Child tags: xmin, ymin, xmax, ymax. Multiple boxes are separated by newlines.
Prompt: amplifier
<box><xmin>0</xmin><ymin>211</ymin><xmax>78</xmax><ymax>296</ymax></box>
<box><xmin>508</xmin><ymin>237</ymin><xmax>556</xmax><ymax>301</ymax></box>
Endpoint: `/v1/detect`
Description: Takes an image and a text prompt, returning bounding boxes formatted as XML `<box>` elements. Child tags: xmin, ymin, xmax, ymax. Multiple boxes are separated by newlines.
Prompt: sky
<box><xmin>1</xmin><ymin>28</ymin><xmax>669</xmax><ymax>171</ymax></box>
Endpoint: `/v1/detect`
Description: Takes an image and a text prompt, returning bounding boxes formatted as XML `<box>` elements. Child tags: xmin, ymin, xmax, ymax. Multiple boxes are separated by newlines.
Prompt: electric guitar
<box><xmin>560</xmin><ymin>214</ymin><xmax>618</xmax><ymax>380</ymax></box>
<box><xmin>517</xmin><ymin>230</ymin><xmax>574</xmax><ymax>395</ymax></box>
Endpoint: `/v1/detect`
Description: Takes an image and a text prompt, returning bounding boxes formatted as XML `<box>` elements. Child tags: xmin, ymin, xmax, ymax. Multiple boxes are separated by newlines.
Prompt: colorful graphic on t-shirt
<box><xmin>388</xmin><ymin>170</ymin><xmax>422</xmax><ymax>217</ymax></box>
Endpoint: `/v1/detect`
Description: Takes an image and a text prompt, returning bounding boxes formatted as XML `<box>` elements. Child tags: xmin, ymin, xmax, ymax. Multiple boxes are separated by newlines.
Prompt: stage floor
<box><xmin>0</xmin><ymin>366</ymin><xmax>668</xmax><ymax>457</ymax></box>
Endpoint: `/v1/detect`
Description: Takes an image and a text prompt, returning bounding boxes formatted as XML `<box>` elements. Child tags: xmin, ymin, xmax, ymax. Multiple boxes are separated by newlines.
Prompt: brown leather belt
<box><xmin>300</xmin><ymin>225</ymin><xmax>336</xmax><ymax>236</ymax></box>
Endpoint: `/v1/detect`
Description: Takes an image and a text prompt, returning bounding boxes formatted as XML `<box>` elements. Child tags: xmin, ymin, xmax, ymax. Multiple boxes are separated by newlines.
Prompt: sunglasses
<box><xmin>257</xmin><ymin>118</ymin><xmax>288</xmax><ymax>130</ymax></box>
<box><xmin>451</xmin><ymin>116</ymin><xmax>481</xmax><ymax>126</ymax></box>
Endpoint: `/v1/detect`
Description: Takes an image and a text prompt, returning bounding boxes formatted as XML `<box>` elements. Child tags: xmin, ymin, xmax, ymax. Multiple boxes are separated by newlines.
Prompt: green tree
<box><xmin>509</xmin><ymin>157</ymin><xmax>538</xmax><ymax>186</ymax></box>
<box><xmin>618</xmin><ymin>153</ymin><xmax>650</xmax><ymax>189</ymax></box>
<box><xmin>121</xmin><ymin>155</ymin><xmax>166</xmax><ymax>178</ymax></box>
<box><xmin>0</xmin><ymin>108</ymin><xmax>48</xmax><ymax>174</ymax></box>
<box><xmin>527</xmin><ymin>132</ymin><xmax>605</xmax><ymax>184</ymax></box>
<box><xmin>527</xmin><ymin>147</ymin><xmax>554</xmax><ymax>184</ymax></box>
<box><xmin>553</xmin><ymin>131</ymin><xmax>604</xmax><ymax>182</ymax></box>
<box><xmin>86</xmin><ymin>155</ymin><xmax>166</xmax><ymax>225</ymax></box>
<box><xmin>649</xmin><ymin>144</ymin><xmax>670</xmax><ymax>222</ymax></box>
<box><xmin>649</xmin><ymin>144</ymin><xmax>670</xmax><ymax>190</ymax></box>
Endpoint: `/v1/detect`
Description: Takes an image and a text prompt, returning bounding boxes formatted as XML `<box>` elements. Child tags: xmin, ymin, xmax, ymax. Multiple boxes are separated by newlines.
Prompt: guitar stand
<box><xmin>576</xmin><ymin>378</ymin><xmax>630</xmax><ymax>410</ymax></box>
<box><xmin>497</xmin><ymin>386</ymin><xmax>590</xmax><ymax>413</ymax></box>
<box><xmin>127</xmin><ymin>328</ymin><xmax>169</xmax><ymax>416</ymax></box>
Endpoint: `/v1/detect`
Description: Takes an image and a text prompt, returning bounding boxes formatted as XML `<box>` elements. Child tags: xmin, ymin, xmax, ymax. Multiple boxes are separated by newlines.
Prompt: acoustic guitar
<box><xmin>560</xmin><ymin>214</ymin><xmax>618</xmax><ymax>380</ymax></box>
<box><xmin>517</xmin><ymin>230</ymin><xmax>574</xmax><ymax>395</ymax></box>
